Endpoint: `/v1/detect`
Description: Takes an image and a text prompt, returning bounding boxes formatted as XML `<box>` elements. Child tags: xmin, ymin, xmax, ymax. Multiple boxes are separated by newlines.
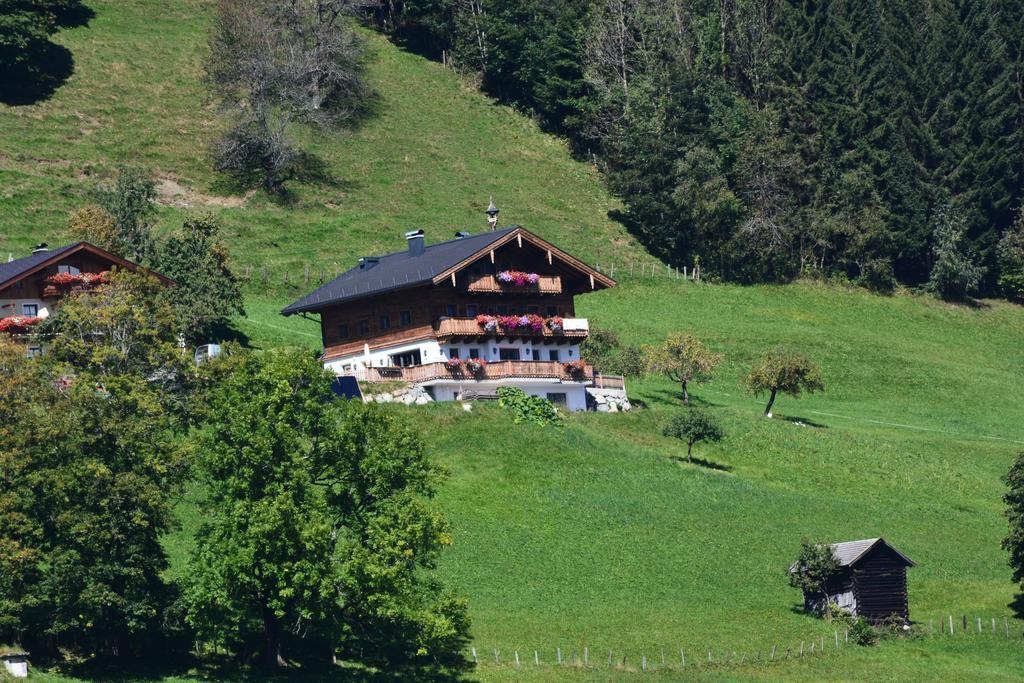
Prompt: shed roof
<box><xmin>281</xmin><ymin>225</ymin><xmax>614</xmax><ymax>315</ymax></box>
<box><xmin>790</xmin><ymin>538</ymin><xmax>915</xmax><ymax>572</ymax></box>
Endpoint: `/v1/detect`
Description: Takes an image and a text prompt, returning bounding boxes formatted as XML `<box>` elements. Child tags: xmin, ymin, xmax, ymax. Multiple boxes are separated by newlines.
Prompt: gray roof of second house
<box><xmin>790</xmin><ymin>538</ymin><xmax>914</xmax><ymax>572</ymax></box>
<box><xmin>282</xmin><ymin>227</ymin><xmax>518</xmax><ymax>315</ymax></box>
<box><xmin>0</xmin><ymin>243</ymin><xmax>79</xmax><ymax>289</ymax></box>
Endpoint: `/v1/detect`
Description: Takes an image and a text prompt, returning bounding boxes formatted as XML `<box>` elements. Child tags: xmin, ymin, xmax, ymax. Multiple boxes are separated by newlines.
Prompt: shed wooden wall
<box><xmin>851</xmin><ymin>546</ymin><xmax>910</xmax><ymax>622</ymax></box>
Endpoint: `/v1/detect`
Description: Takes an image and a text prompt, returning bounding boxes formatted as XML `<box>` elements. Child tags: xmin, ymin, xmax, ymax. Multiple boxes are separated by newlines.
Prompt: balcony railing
<box><xmin>466</xmin><ymin>274</ymin><xmax>562</xmax><ymax>294</ymax></box>
<box><xmin>435</xmin><ymin>317</ymin><xmax>589</xmax><ymax>339</ymax></box>
<box><xmin>357</xmin><ymin>360</ymin><xmax>595</xmax><ymax>384</ymax></box>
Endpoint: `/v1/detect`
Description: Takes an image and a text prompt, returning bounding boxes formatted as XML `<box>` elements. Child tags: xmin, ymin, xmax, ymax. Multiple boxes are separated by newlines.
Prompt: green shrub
<box><xmin>859</xmin><ymin>258</ymin><xmax>895</xmax><ymax>293</ymax></box>
<box><xmin>849</xmin><ymin>618</ymin><xmax>878</xmax><ymax>646</ymax></box>
<box><xmin>496</xmin><ymin>386</ymin><xmax>561</xmax><ymax>426</ymax></box>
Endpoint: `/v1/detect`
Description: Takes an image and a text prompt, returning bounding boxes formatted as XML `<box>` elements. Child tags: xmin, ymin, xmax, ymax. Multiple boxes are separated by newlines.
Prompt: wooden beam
<box><xmin>490</xmin><ymin>249</ymin><xmax>495</xmax><ymax>263</ymax></box>
<box><xmin>590</xmin><ymin>274</ymin><xmax>595</xmax><ymax>289</ymax></box>
<box><xmin>547</xmin><ymin>249</ymin><xmax>552</xmax><ymax>264</ymax></box>
<box><xmin>517</xmin><ymin>234</ymin><xmax>522</xmax><ymax>248</ymax></box>
<box><xmin>451</xmin><ymin>272</ymin><xmax>456</xmax><ymax>287</ymax></box>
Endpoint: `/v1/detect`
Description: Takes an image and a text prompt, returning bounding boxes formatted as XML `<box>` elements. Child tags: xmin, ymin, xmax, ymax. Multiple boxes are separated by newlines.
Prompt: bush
<box><xmin>859</xmin><ymin>258</ymin><xmax>895</xmax><ymax>293</ymax></box>
<box><xmin>496</xmin><ymin>387</ymin><xmax>561</xmax><ymax>426</ymax></box>
<box><xmin>604</xmin><ymin>345</ymin><xmax>647</xmax><ymax>378</ymax></box>
<box><xmin>848</xmin><ymin>618</ymin><xmax>878</xmax><ymax>646</ymax></box>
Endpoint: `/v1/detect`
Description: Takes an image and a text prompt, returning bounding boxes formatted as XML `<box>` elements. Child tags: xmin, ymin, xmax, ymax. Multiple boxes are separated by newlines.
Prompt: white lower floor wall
<box><xmin>425</xmin><ymin>379</ymin><xmax>589</xmax><ymax>412</ymax></box>
<box><xmin>323</xmin><ymin>337</ymin><xmax>582</xmax><ymax>374</ymax></box>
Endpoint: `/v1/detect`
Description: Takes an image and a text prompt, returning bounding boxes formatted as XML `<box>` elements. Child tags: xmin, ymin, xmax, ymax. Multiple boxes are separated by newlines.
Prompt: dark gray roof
<box><xmin>282</xmin><ymin>228</ymin><xmax>517</xmax><ymax>315</ymax></box>
<box><xmin>790</xmin><ymin>538</ymin><xmax>914</xmax><ymax>572</ymax></box>
<box><xmin>0</xmin><ymin>243</ymin><xmax>79</xmax><ymax>289</ymax></box>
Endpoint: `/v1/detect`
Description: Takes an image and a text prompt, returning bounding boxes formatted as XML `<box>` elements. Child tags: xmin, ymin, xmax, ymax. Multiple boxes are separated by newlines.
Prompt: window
<box><xmin>468</xmin><ymin>348</ymin><xmax>480</xmax><ymax>359</ymax></box>
<box><xmin>446</xmin><ymin>304</ymin><xmax>457</xmax><ymax>317</ymax></box>
<box><xmin>547</xmin><ymin>306</ymin><xmax>558</xmax><ymax>317</ymax></box>
<box><xmin>358</xmin><ymin>319</ymin><xmax>370</xmax><ymax>335</ymax></box>
<box><xmin>546</xmin><ymin>392</ymin><xmax>567</xmax><ymax>406</ymax></box>
<box><xmin>57</xmin><ymin>264</ymin><xmax>80</xmax><ymax>275</ymax></box>
<box><xmin>391</xmin><ymin>350</ymin><xmax>422</xmax><ymax>367</ymax></box>
<box><xmin>498</xmin><ymin>348</ymin><xmax>521</xmax><ymax>361</ymax></box>
<box><xmin>465</xmin><ymin>304</ymin><xmax>478</xmax><ymax>317</ymax></box>
<box><xmin>22</xmin><ymin>303</ymin><xmax>38</xmax><ymax>316</ymax></box>
<box><xmin>27</xmin><ymin>347</ymin><xmax>42</xmax><ymax>359</ymax></box>
<box><xmin>450</xmin><ymin>348</ymin><xmax>460</xmax><ymax>359</ymax></box>
<box><xmin>337</xmin><ymin>323</ymin><xmax>349</xmax><ymax>339</ymax></box>
<box><xmin>548</xmin><ymin>349</ymin><xmax>560</xmax><ymax>362</ymax></box>
<box><xmin>379</xmin><ymin>315</ymin><xmax>391</xmax><ymax>330</ymax></box>
<box><xmin>497</xmin><ymin>305</ymin><xmax>508</xmax><ymax>315</ymax></box>
<box><xmin>400</xmin><ymin>310</ymin><xmax>412</xmax><ymax>326</ymax></box>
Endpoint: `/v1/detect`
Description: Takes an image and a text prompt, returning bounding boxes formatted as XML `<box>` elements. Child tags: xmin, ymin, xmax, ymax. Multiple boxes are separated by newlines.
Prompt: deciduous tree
<box><xmin>788</xmin><ymin>539</ymin><xmax>840</xmax><ymax>616</ymax></box>
<box><xmin>662</xmin><ymin>408</ymin><xmax>723</xmax><ymax>463</ymax></box>
<box><xmin>156</xmin><ymin>215</ymin><xmax>245</xmax><ymax>344</ymax></box>
<box><xmin>926</xmin><ymin>202</ymin><xmax>984</xmax><ymax>301</ymax></box>
<box><xmin>743</xmin><ymin>347</ymin><xmax>823</xmax><ymax>417</ymax></box>
<box><xmin>1003</xmin><ymin>451</ymin><xmax>1024</xmax><ymax>592</ymax></box>
<box><xmin>646</xmin><ymin>333</ymin><xmax>722</xmax><ymax>404</ymax></box>
<box><xmin>186</xmin><ymin>349</ymin><xmax>468</xmax><ymax>669</ymax></box>
<box><xmin>205</xmin><ymin>0</ymin><xmax>371</xmax><ymax>193</ymax></box>
<box><xmin>0</xmin><ymin>345</ymin><xmax>184</xmax><ymax>657</ymax></box>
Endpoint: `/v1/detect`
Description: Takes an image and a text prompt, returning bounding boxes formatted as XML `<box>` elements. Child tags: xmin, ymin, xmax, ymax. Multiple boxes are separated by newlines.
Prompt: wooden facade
<box><xmin>318</xmin><ymin>233</ymin><xmax>593</xmax><ymax>361</ymax></box>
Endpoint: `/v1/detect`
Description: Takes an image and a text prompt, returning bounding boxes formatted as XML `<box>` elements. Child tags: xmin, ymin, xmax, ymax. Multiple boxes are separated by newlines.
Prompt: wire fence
<box><xmin>465</xmin><ymin>613</ymin><xmax>1022</xmax><ymax>675</ymax></box>
<box><xmin>238</xmin><ymin>260</ymin><xmax>702</xmax><ymax>289</ymax></box>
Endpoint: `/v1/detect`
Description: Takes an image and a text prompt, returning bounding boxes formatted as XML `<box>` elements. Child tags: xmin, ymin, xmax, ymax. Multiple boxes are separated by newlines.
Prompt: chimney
<box><xmin>454</xmin><ymin>231</ymin><xmax>471</xmax><ymax>239</ymax></box>
<box><xmin>358</xmin><ymin>257</ymin><xmax>380</xmax><ymax>270</ymax></box>
<box><xmin>32</xmin><ymin>243</ymin><xmax>49</xmax><ymax>254</ymax></box>
<box><xmin>485</xmin><ymin>198</ymin><xmax>499</xmax><ymax>231</ymax></box>
<box><xmin>405</xmin><ymin>229</ymin><xmax>425</xmax><ymax>257</ymax></box>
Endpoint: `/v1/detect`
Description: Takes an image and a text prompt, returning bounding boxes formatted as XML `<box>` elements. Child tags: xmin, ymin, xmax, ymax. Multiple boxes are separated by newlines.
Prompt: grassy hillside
<box><xmin>0</xmin><ymin>0</ymin><xmax>648</xmax><ymax>307</ymax></box>
<box><xmin>4</xmin><ymin>1</ymin><xmax>1024</xmax><ymax>681</ymax></box>
<box><xmin>414</xmin><ymin>278</ymin><xmax>1024</xmax><ymax>680</ymax></box>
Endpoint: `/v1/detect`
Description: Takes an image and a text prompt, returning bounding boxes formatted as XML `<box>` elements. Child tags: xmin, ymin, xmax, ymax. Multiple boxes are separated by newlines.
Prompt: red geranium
<box><xmin>0</xmin><ymin>315</ymin><xmax>42</xmax><ymax>334</ymax></box>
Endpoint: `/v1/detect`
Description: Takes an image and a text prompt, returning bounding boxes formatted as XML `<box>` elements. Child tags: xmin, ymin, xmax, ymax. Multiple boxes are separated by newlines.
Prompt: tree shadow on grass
<box><xmin>779</xmin><ymin>414</ymin><xmax>830</xmax><ymax>429</ymax></box>
<box><xmin>668</xmin><ymin>455</ymin><xmax>732</xmax><ymax>472</ymax></box>
<box><xmin>58</xmin><ymin>653</ymin><xmax>474</xmax><ymax>683</ymax></box>
<box><xmin>1009</xmin><ymin>593</ymin><xmax>1024</xmax><ymax>621</ymax></box>
<box><xmin>0</xmin><ymin>3</ymin><xmax>94</xmax><ymax>106</ymax></box>
<box><xmin>646</xmin><ymin>388</ymin><xmax>723</xmax><ymax>409</ymax></box>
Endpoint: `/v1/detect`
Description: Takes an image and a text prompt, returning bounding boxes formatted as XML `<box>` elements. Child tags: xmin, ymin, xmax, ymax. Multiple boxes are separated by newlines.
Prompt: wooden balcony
<box><xmin>466</xmin><ymin>274</ymin><xmax>562</xmax><ymax>294</ymax></box>
<box><xmin>434</xmin><ymin>317</ymin><xmax>589</xmax><ymax>341</ymax></box>
<box><xmin>358</xmin><ymin>360</ymin><xmax>595</xmax><ymax>384</ymax></box>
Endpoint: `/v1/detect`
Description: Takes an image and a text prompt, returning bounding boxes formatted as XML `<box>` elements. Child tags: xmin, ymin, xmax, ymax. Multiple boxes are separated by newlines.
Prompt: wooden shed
<box><xmin>791</xmin><ymin>538</ymin><xmax>915</xmax><ymax>622</ymax></box>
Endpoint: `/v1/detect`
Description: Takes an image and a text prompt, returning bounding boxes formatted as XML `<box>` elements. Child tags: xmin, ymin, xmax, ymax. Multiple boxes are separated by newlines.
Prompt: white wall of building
<box><xmin>323</xmin><ymin>337</ymin><xmax>583</xmax><ymax>374</ymax></box>
<box><xmin>0</xmin><ymin>298</ymin><xmax>51</xmax><ymax>318</ymax></box>
<box><xmin>428</xmin><ymin>379</ymin><xmax>589</xmax><ymax>412</ymax></box>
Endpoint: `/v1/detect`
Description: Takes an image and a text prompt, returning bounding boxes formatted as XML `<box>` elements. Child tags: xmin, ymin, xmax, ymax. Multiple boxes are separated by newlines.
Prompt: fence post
<box><xmin>557</xmin><ymin>647</ymin><xmax>561</xmax><ymax>665</ymax></box>
<box><xmin>641</xmin><ymin>655</ymin><xmax>646</xmax><ymax>672</ymax></box>
<box><xmin>977</xmin><ymin>617</ymin><xmax>982</xmax><ymax>633</ymax></box>
<box><xmin>535</xmin><ymin>650</ymin><xmax>539</xmax><ymax>665</ymax></box>
<box><xmin>471</xmin><ymin>647</ymin><xmax>477</xmax><ymax>664</ymax></box>
<box><xmin>514</xmin><ymin>651</ymin><xmax>520</xmax><ymax>667</ymax></box>
<box><xmin>1006</xmin><ymin>617</ymin><xmax>1010</xmax><ymax>638</ymax></box>
<box><xmin>799</xmin><ymin>642</ymin><xmax>804</xmax><ymax>656</ymax></box>
<box><xmin>303</xmin><ymin>263</ymin><xmax>310</xmax><ymax>284</ymax></box>
<box><xmin>992</xmin><ymin>617</ymin><xmax>996</xmax><ymax>633</ymax></box>
<box><xmin>681</xmin><ymin>649</ymin><xmax>685</xmax><ymax>667</ymax></box>
<box><xmin>963</xmin><ymin>615</ymin><xmax>967</xmax><ymax>631</ymax></box>
<box><xmin>584</xmin><ymin>647</ymin><xmax>588</xmax><ymax>666</ymax></box>
<box><xmin>949</xmin><ymin>615</ymin><xmax>954</xmax><ymax>634</ymax></box>
<box><xmin>494</xmin><ymin>648</ymin><xmax>499</xmax><ymax>665</ymax></box>
<box><xmin>770</xmin><ymin>645</ymin><xmax>776</xmax><ymax>660</ymax></box>
<box><xmin>834</xmin><ymin>630</ymin><xmax>839</xmax><ymax>648</ymax></box>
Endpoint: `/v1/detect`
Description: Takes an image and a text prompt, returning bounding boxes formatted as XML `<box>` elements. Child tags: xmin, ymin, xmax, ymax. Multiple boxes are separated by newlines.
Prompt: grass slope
<box><xmin>3</xmin><ymin>2</ymin><xmax>1024</xmax><ymax>681</ymax></box>
<box><xmin>0</xmin><ymin>0</ymin><xmax>648</xmax><ymax>325</ymax></box>
<box><xmin>413</xmin><ymin>278</ymin><xmax>1024</xmax><ymax>680</ymax></box>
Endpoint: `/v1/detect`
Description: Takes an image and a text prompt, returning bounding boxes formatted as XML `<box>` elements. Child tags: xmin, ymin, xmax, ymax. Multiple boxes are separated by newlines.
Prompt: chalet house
<box><xmin>282</xmin><ymin>224</ymin><xmax>625</xmax><ymax>411</ymax></box>
<box><xmin>0</xmin><ymin>242</ymin><xmax>172</xmax><ymax>354</ymax></box>
<box><xmin>791</xmin><ymin>538</ymin><xmax>915</xmax><ymax>622</ymax></box>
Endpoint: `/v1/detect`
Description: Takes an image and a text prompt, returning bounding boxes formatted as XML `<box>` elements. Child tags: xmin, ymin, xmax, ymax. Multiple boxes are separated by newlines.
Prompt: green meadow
<box><xmin>3</xmin><ymin>1</ymin><xmax>1024</xmax><ymax>680</ymax></box>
